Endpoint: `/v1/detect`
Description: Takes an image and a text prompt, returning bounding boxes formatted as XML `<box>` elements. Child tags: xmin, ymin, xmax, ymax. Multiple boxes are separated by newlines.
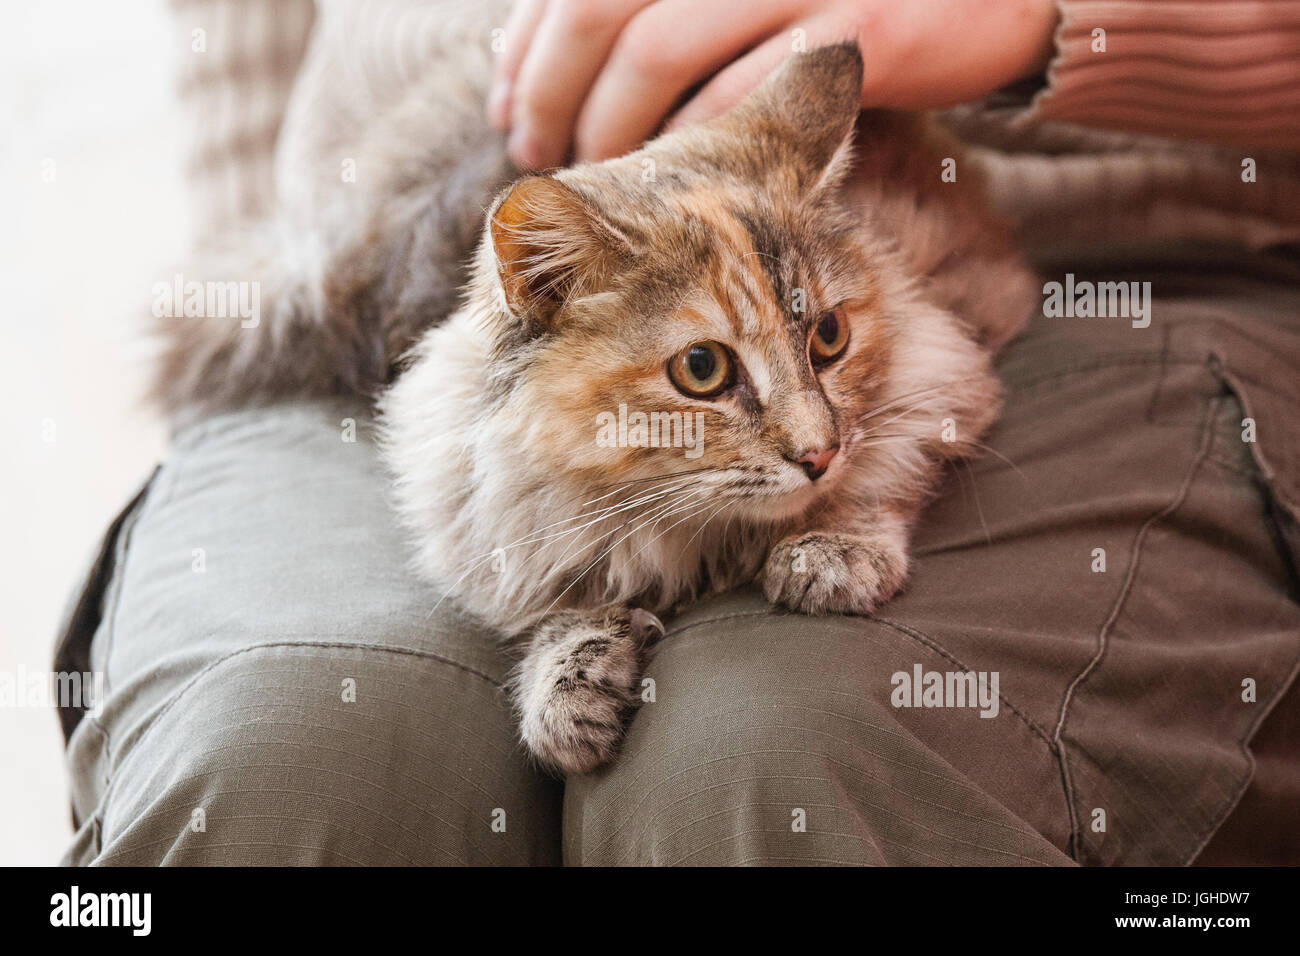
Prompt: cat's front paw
<box><xmin>514</xmin><ymin>608</ymin><xmax>663</xmax><ymax>775</ymax></box>
<box><xmin>763</xmin><ymin>530</ymin><xmax>908</xmax><ymax>616</ymax></box>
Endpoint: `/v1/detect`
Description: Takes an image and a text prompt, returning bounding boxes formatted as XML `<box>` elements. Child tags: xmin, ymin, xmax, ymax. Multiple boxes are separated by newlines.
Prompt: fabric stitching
<box><xmin>1187</xmin><ymin>651</ymin><xmax>1300</xmax><ymax>864</ymax></box>
<box><xmin>96</xmin><ymin>639</ymin><xmax>507</xmax><ymax>830</ymax></box>
<box><xmin>1184</xmin><ymin>364</ymin><xmax>1300</xmax><ymax>861</ymax></box>
<box><xmin>664</xmin><ymin>608</ymin><xmax>1056</xmax><ymax>747</ymax></box>
<box><xmin>94</xmin><ymin>469</ymin><xmax>162</xmax><ymax>758</ymax></box>
<box><xmin>1143</xmin><ymin>325</ymin><xmax>1174</xmax><ymax>424</ymax></box>
<box><xmin>1216</xmin><ymin>358</ymin><xmax>1300</xmax><ymax>520</ymax></box>
<box><xmin>1204</xmin><ymin>453</ymin><xmax>1260</xmax><ymax>479</ymax></box>
<box><xmin>1050</xmin><ymin>392</ymin><xmax>1221</xmax><ymax>862</ymax></box>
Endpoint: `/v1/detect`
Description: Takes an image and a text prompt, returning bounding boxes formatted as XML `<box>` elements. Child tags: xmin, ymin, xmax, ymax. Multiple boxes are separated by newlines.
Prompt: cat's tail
<box><xmin>148</xmin><ymin>217</ymin><xmax>359</xmax><ymax>421</ymax></box>
<box><xmin>148</xmin><ymin>148</ymin><xmax>512</xmax><ymax>424</ymax></box>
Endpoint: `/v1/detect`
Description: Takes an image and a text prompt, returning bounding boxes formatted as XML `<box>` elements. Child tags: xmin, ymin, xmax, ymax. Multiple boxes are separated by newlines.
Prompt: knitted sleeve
<box><xmin>1020</xmin><ymin>0</ymin><xmax>1300</xmax><ymax>149</ymax></box>
<box><xmin>168</xmin><ymin>0</ymin><xmax>316</xmax><ymax>231</ymax></box>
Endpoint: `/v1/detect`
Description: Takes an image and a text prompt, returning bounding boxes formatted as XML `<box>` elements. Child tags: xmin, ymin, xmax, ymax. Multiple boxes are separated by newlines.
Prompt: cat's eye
<box><xmin>668</xmin><ymin>341</ymin><xmax>732</xmax><ymax>397</ymax></box>
<box><xmin>810</xmin><ymin>308</ymin><xmax>849</xmax><ymax>363</ymax></box>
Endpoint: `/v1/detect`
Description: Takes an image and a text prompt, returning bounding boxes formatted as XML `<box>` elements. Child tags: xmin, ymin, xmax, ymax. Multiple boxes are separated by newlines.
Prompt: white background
<box><xmin>1</xmin><ymin>0</ymin><xmax>184</xmax><ymax>864</ymax></box>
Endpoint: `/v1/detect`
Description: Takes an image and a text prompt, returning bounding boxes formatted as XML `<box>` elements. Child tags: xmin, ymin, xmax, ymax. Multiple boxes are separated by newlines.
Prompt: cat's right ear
<box><xmin>716</xmin><ymin>42</ymin><xmax>864</xmax><ymax>196</ymax></box>
<box><xmin>488</xmin><ymin>176</ymin><xmax>630</xmax><ymax>332</ymax></box>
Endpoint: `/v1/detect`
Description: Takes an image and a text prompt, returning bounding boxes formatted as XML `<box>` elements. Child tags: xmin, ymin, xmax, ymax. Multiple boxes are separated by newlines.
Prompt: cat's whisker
<box><xmin>452</xmin><ymin>473</ymin><xmax>700</xmax><ymax>571</ymax></box>
<box><xmin>581</xmin><ymin>466</ymin><xmax>713</xmax><ymax>502</ymax></box>
<box><xmin>533</xmin><ymin>472</ymin><xmax>702</xmax><ymax>535</ymax></box>
<box><xmin>524</xmin><ymin>485</ymin><xmax>700</xmax><ymax>590</ymax></box>
<box><xmin>950</xmin><ymin>450</ymin><xmax>971</xmax><ymax>513</ymax></box>
<box><xmin>618</xmin><ymin>494</ymin><xmax>725</xmax><ymax>577</ymax></box>
<box><xmin>623</xmin><ymin>497</ymin><xmax>726</xmax><ymax>570</ymax></box>
<box><xmin>517</xmin><ymin>483</ymin><xmax>708</xmax><ymax>608</ymax></box>
<box><xmin>730</xmin><ymin>246</ymin><xmax>781</xmax><ymax>265</ymax></box>
<box><xmin>639</xmin><ymin>489</ymin><xmax>717</xmax><ymax>540</ymax></box>
<box><xmin>858</xmin><ymin>377</ymin><xmax>983</xmax><ymax>426</ymax></box>
<box><xmin>425</xmin><ymin>557</ymin><xmax>493</xmax><ymax>620</ymax></box>
<box><xmin>720</xmin><ymin>500</ymin><xmax>742</xmax><ymax>543</ymax></box>
<box><xmin>961</xmin><ymin>439</ymin><xmax>1027</xmax><ymax>479</ymax></box>
<box><xmin>425</xmin><ymin>478</ymin><xmax>702</xmax><ymax>619</ymax></box>
<box><xmin>525</xmin><ymin>502</ymin><xmax>692</xmax><ymax>613</ymax></box>
<box><xmin>862</xmin><ymin>405</ymin><xmax>928</xmax><ymax>435</ymax></box>
<box><xmin>849</xmin><ymin>432</ymin><xmax>914</xmax><ymax>446</ymax></box>
<box><xmin>524</xmin><ymin>476</ymin><xmax>710</xmax><ymax>560</ymax></box>
<box><xmin>509</xmin><ymin>476</ymin><xmax>699</xmax><ymax>552</ymax></box>
<box><xmin>536</xmin><ymin>488</ymin><xmax>713</xmax><ymax>618</ymax></box>
<box><xmin>858</xmin><ymin>392</ymin><xmax>969</xmax><ymax>438</ymax></box>
<box><xmin>676</xmin><ymin>497</ymin><xmax>735</xmax><ymax>558</ymax></box>
<box><xmin>960</xmin><ymin>457</ymin><xmax>993</xmax><ymax>545</ymax></box>
<box><xmin>851</xmin><ymin>380</ymin><xmax>993</xmax><ymax>447</ymax></box>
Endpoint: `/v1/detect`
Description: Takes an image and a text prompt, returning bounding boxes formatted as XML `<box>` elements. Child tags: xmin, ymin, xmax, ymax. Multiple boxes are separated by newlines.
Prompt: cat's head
<box><xmin>385</xmin><ymin>43</ymin><xmax>1003</xmax><ymax>626</ymax></box>
<box><xmin>471</xmin><ymin>43</ymin><xmax>917</xmax><ymax>523</ymax></box>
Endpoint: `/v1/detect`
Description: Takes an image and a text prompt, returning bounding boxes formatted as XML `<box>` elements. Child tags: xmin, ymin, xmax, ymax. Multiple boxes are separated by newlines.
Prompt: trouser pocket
<box><xmin>1201</xmin><ymin>318</ymin><xmax>1300</xmax><ymax>574</ymax></box>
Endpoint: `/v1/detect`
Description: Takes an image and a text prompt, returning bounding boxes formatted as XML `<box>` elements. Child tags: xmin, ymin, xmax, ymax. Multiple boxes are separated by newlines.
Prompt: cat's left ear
<box><xmin>718</xmin><ymin>42</ymin><xmax>863</xmax><ymax>196</ymax></box>
<box><xmin>488</xmin><ymin>176</ymin><xmax>631</xmax><ymax>332</ymax></box>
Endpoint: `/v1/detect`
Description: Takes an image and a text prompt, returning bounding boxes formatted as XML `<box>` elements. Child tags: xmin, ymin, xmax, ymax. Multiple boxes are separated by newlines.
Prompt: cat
<box><xmin>152</xmin><ymin>10</ymin><xmax>1035</xmax><ymax>773</ymax></box>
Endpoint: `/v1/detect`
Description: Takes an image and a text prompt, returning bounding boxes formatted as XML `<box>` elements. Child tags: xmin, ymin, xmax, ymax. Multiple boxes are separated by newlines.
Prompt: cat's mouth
<box><xmin>739</xmin><ymin>454</ymin><xmax>845</xmax><ymax>521</ymax></box>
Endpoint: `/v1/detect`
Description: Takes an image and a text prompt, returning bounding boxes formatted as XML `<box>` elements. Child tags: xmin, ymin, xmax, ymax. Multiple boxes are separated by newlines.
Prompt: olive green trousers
<box><xmin>57</xmin><ymin>245</ymin><xmax>1300</xmax><ymax>865</ymax></box>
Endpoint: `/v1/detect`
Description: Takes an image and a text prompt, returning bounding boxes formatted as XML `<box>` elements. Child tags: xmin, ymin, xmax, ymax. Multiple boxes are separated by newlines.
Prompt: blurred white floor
<box><xmin>1</xmin><ymin>1</ymin><xmax>187</xmax><ymax>864</ymax></box>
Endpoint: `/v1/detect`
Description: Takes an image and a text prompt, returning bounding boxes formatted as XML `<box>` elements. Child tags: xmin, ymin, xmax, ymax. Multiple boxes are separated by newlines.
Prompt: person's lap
<box><xmin>58</xmin><ymin>405</ymin><xmax>562</xmax><ymax>865</ymax></box>
<box><xmin>57</xmin><ymin>244</ymin><xmax>1300</xmax><ymax>865</ymax></box>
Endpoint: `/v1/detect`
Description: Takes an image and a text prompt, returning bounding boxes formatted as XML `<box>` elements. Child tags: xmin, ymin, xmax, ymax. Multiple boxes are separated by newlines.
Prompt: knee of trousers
<box><xmin>561</xmin><ymin>595</ymin><xmax>1071</xmax><ymax>867</ymax></box>
<box><xmin>80</xmin><ymin>643</ymin><xmax>561</xmax><ymax>865</ymax></box>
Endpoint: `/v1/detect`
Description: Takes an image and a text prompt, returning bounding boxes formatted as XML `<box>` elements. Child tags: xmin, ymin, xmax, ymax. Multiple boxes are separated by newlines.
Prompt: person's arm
<box><xmin>490</xmin><ymin>0</ymin><xmax>1300</xmax><ymax>165</ymax></box>
<box><xmin>1015</xmin><ymin>0</ymin><xmax>1300</xmax><ymax>150</ymax></box>
<box><xmin>489</xmin><ymin>0</ymin><xmax>1060</xmax><ymax>168</ymax></box>
<box><xmin>169</xmin><ymin>0</ymin><xmax>317</xmax><ymax>230</ymax></box>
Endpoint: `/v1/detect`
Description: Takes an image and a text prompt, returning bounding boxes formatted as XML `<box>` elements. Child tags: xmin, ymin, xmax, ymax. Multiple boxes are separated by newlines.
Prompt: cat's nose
<box><xmin>790</xmin><ymin>445</ymin><xmax>839</xmax><ymax>481</ymax></box>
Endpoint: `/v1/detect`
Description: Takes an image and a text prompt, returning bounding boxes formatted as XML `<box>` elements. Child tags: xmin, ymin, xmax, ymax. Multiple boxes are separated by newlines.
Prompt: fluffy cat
<box><xmin>153</xmin><ymin>11</ymin><xmax>1035</xmax><ymax>773</ymax></box>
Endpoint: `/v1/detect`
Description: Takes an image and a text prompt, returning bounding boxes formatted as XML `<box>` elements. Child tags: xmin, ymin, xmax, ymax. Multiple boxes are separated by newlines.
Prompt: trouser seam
<box><xmin>870</xmin><ymin>615</ymin><xmax>1057</xmax><ymax>749</ymax></box>
<box><xmin>664</xmin><ymin>608</ymin><xmax>1056</xmax><ymax>750</ymax></box>
<box><xmin>1050</xmin><ymin>390</ymin><xmax>1221</xmax><ymax>862</ymax></box>
<box><xmin>95</xmin><ymin>639</ymin><xmax>508</xmax><ymax>833</ymax></box>
<box><xmin>1183</xmin><ymin>359</ymin><xmax>1300</xmax><ymax>861</ymax></box>
<box><xmin>100</xmin><ymin>467</ymin><xmax>170</xmax><ymax>710</ymax></box>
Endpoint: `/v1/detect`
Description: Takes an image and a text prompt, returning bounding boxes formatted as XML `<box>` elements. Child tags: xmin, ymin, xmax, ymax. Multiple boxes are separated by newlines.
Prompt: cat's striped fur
<box><xmin>154</xmin><ymin>16</ymin><xmax>1034</xmax><ymax>773</ymax></box>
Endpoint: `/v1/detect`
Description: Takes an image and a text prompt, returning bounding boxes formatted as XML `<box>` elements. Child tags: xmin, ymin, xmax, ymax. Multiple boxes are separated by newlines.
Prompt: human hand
<box><xmin>488</xmin><ymin>0</ymin><xmax>1059</xmax><ymax>169</ymax></box>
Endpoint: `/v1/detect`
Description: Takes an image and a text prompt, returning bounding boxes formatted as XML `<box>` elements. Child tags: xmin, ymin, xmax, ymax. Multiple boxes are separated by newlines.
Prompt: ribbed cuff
<box><xmin>1020</xmin><ymin>0</ymin><xmax>1300</xmax><ymax>149</ymax></box>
